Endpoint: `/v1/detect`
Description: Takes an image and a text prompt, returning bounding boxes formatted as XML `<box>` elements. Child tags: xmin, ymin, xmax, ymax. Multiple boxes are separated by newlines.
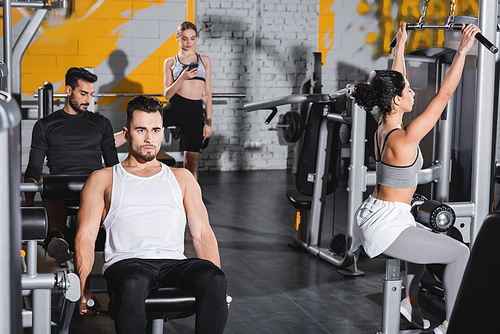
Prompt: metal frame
<box><xmin>33</xmin><ymin>92</ymin><xmax>246</xmax><ymax>99</ymax></box>
<box><xmin>12</xmin><ymin>9</ymin><xmax>50</xmax><ymax>97</ymax></box>
<box><xmin>244</xmin><ymin>89</ymin><xmax>362</xmax><ymax>274</ymax></box>
<box><xmin>2</xmin><ymin>1</ymin><xmax>66</xmax><ymax>96</ymax></box>
<box><xmin>21</xmin><ymin>237</ymin><xmax>80</xmax><ymax>334</ymax></box>
<box><xmin>3</xmin><ymin>0</ymin><xmax>13</xmax><ymax>94</ymax></box>
<box><xmin>0</xmin><ymin>91</ymin><xmax>23</xmax><ymax>334</ymax></box>
<box><xmin>471</xmin><ymin>0</ymin><xmax>497</xmax><ymax>244</ymax></box>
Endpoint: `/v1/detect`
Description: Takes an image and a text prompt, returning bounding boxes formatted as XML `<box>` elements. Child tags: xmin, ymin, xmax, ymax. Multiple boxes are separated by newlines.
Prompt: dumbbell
<box><xmin>411</xmin><ymin>194</ymin><xmax>456</xmax><ymax>233</ymax></box>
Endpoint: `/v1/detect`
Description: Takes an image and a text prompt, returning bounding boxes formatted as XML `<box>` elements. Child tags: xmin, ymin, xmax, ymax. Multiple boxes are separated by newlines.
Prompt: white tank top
<box><xmin>102</xmin><ymin>163</ymin><xmax>187</xmax><ymax>273</ymax></box>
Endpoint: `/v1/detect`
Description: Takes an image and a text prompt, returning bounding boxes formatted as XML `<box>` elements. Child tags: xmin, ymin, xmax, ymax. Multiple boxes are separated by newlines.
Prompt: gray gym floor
<box><xmin>38</xmin><ymin>169</ymin><xmax>447</xmax><ymax>333</ymax></box>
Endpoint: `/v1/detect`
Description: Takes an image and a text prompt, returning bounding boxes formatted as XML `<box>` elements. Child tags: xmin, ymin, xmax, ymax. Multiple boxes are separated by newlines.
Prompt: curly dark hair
<box><xmin>65</xmin><ymin>67</ymin><xmax>98</xmax><ymax>90</ymax></box>
<box><xmin>351</xmin><ymin>70</ymin><xmax>406</xmax><ymax>120</ymax></box>
<box><xmin>126</xmin><ymin>95</ymin><xmax>163</xmax><ymax>127</ymax></box>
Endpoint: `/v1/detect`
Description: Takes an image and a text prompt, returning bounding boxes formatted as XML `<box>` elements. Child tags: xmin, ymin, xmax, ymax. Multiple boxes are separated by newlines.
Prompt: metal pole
<box><xmin>470</xmin><ymin>0</ymin><xmax>497</xmax><ymax>245</ymax></box>
<box><xmin>435</xmin><ymin>62</ymin><xmax>454</xmax><ymax>202</ymax></box>
<box><xmin>346</xmin><ymin>97</ymin><xmax>367</xmax><ymax>244</ymax></box>
<box><xmin>26</xmin><ymin>241</ymin><xmax>38</xmax><ymax>277</ymax></box>
<box><xmin>32</xmin><ymin>289</ymin><xmax>51</xmax><ymax>334</ymax></box>
<box><xmin>12</xmin><ymin>9</ymin><xmax>50</xmax><ymax>96</ymax></box>
<box><xmin>37</xmin><ymin>87</ymin><xmax>44</xmax><ymax>120</ymax></box>
<box><xmin>3</xmin><ymin>0</ymin><xmax>13</xmax><ymax>94</ymax></box>
<box><xmin>308</xmin><ymin>107</ymin><xmax>332</xmax><ymax>246</ymax></box>
<box><xmin>0</xmin><ymin>127</ymin><xmax>12</xmax><ymax>333</ymax></box>
<box><xmin>0</xmin><ymin>92</ymin><xmax>23</xmax><ymax>334</ymax></box>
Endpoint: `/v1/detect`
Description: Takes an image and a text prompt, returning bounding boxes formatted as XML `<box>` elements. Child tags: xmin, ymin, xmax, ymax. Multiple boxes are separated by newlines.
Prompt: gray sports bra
<box><xmin>171</xmin><ymin>53</ymin><xmax>206</xmax><ymax>82</ymax></box>
<box><xmin>375</xmin><ymin>128</ymin><xmax>423</xmax><ymax>189</ymax></box>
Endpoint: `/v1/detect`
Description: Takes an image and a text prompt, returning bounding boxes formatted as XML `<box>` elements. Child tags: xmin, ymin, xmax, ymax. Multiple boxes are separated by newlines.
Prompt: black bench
<box><xmin>92</xmin><ymin>275</ymin><xmax>197</xmax><ymax>334</ymax></box>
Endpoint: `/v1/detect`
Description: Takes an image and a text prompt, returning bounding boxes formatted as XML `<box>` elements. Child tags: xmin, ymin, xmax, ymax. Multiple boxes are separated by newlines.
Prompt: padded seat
<box><xmin>448</xmin><ymin>211</ymin><xmax>500</xmax><ymax>333</ymax></box>
<box><xmin>108</xmin><ymin>286</ymin><xmax>197</xmax><ymax>334</ymax></box>
<box><xmin>286</xmin><ymin>188</ymin><xmax>312</xmax><ymax>211</ymax></box>
<box><xmin>145</xmin><ymin>287</ymin><xmax>197</xmax><ymax>320</ymax></box>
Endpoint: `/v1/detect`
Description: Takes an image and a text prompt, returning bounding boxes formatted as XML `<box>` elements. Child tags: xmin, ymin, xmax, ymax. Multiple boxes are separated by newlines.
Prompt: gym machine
<box><xmin>0</xmin><ymin>80</ymin><xmax>79</xmax><ymax>334</ymax></box>
<box><xmin>270</xmin><ymin>53</ymin><xmax>322</xmax><ymax>173</ymax></box>
<box><xmin>21</xmin><ymin>207</ymin><xmax>80</xmax><ymax>334</ymax></box>
<box><xmin>245</xmin><ymin>88</ymin><xmax>364</xmax><ymax>275</ymax></box>
<box><xmin>388</xmin><ymin>0</ymin><xmax>497</xmax><ymax>54</ymax></box>
<box><xmin>244</xmin><ymin>84</ymin><xmax>459</xmax><ymax>276</ymax></box>
<box><xmin>0</xmin><ymin>91</ymin><xmax>23</xmax><ymax>334</ymax></box>
<box><xmin>2</xmin><ymin>0</ymin><xmax>67</xmax><ymax>98</ymax></box>
<box><xmin>384</xmin><ymin>0</ymin><xmax>498</xmax><ymax>245</ymax></box>
<box><xmin>377</xmin><ymin>0</ymin><xmax>499</xmax><ymax>332</ymax></box>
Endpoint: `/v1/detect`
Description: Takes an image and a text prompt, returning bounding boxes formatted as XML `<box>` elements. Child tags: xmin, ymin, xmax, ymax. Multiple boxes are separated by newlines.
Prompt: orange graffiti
<box><xmin>359</xmin><ymin>0</ymin><xmax>479</xmax><ymax>58</ymax></box>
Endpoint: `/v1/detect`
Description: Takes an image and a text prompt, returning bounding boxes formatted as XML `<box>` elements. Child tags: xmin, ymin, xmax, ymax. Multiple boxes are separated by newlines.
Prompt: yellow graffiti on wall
<box><xmin>318</xmin><ymin>1</ymin><xmax>479</xmax><ymax>63</ymax></box>
<box><xmin>97</xmin><ymin>0</ymin><xmax>195</xmax><ymax>109</ymax></box>
<box><xmin>359</xmin><ymin>0</ymin><xmax>478</xmax><ymax>58</ymax></box>
<box><xmin>318</xmin><ymin>0</ymin><xmax>335</xmax><ymax>65</ymax></box>
<box><xmin>22</xmin><ymin>0</ymin><xmax>157</xmax><ymax>95</ymax></box>
<box><xmin>1</xmin><ymin>0</ymin><xmax>194</xmax><ymax>106</ymax></box>
<box><xmin>0</xmin><ymin>8</ymin><xmax>27</xmax><ymax>37</ymax></box>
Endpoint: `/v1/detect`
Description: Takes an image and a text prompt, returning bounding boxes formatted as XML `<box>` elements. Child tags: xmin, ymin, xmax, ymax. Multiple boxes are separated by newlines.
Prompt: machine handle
<box><xmin>264</xmin><ymin>107</ymin><xmax>278</xmax><ymax>125</ymax></box>
<box><xmin>449</xmin><ymin>24</ymin><xmax>498</xmax><ymax>54</ymax></box>
<box><xmin>389</xmin><ymin>23</ymin><xmax>498</xmax><ymax>54</ymax></box>
<box><xmin>388</xmin><ymin>24</ymin><xmax>420</xmax><ymax>49</ymax></box>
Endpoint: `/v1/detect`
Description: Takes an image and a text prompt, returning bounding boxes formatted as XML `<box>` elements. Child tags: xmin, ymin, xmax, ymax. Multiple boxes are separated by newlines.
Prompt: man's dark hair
<box><xmin>126</xmin><ymin>95</ymin><xmax>164</xmax><ymax>127</ymax></box>
<box><xmin>65</xmin><ymin>67</ymin><xmax>98</xmax><ymax>90</ymax></box>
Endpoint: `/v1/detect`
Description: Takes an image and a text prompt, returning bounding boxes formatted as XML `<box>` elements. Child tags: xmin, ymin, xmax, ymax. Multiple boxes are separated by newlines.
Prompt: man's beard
<box><xmin>138</xmin><ymin>152</ymin><xmax>156</xmax><ymax>162</ymax></box>
<box><xmin>69</xmin><ymin>94</ymin><xmax>89</xmax><ymax>113</ymax></box>
<box><xmin>137</xmin><ymin>146</ymin><xmax>157</xmax><ymax>161</ymax></box>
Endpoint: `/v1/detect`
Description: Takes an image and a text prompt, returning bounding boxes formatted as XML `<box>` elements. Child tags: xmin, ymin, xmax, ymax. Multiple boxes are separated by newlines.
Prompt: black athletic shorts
<box><xmin>163</xmin><ymin>94</ymin><xmax>205</xmax><ymax>152</ymax></box>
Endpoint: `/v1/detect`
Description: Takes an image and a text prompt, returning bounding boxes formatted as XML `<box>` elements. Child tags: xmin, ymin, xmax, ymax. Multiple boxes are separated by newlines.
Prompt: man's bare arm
<box><xmin>75</xmin><ymin>168</ymin><xmax>111</xmax><ymax>315</ymax></box>
<box><xmin>175</xmin><ymin>168</ymin><xmax>221</xmax><ymax>268</ymax></box>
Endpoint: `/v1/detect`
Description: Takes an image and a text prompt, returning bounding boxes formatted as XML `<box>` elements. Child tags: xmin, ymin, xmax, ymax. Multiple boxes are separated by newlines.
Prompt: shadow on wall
<box><xmin>197</xmin><ymin>18</ymin><xmax>251</xmax><ymax>170</ymax></box>
<box><xmin>98</xmin><ymin>49</ymin><xmax>144</xmax><ymax>139</ymax></box>
<box><xmin>198</xmin><ymin>15</ymin><xmax>312</xmax><ymax>170</ymax></box>
<box><xmin>99</xmin><ymin>49</ymin><xmax>144</xmax><ymax>98</ymax></box>
<box><xmin>199</xmin><ymin>133</ymin><xmax>246</xmax><ymax>171</ymax></box>
<box><xmin>337</xmin><ymin>62</ymin><xmax>379</xmax><ymax>166</ymax></box>
<box><xmin>336</xmin><ymin>61</ymin><xmax>371</xmax><ymax>92</ymax></box>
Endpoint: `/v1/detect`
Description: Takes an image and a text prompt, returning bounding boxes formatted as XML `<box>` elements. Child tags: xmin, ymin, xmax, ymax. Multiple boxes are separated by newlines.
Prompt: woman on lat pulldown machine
<box><xmin>352</xmin><ymin>22</ymin><xmax>480</xmax><ymax>334</ymax></box>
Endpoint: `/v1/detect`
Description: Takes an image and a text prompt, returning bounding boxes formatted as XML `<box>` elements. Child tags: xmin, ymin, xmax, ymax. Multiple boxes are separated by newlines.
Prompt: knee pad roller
<box><xmin>411</xmin><ymin>194</ymin><xmax>456</xmax><ymax>233</ymax></box>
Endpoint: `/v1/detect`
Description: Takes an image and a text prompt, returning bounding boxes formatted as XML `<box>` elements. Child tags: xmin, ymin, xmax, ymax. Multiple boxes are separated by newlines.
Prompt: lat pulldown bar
<box><xmin>389</xmin><ymin>23</ymin><xmax>498</xmax><ymax>54</ymax></box>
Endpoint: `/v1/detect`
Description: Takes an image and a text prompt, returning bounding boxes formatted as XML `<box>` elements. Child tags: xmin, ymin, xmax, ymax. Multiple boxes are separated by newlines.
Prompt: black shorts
<box><xmin>163</xmin><ymin>94</ymin><xmax>205</xmax><ymax>153</ymax></box>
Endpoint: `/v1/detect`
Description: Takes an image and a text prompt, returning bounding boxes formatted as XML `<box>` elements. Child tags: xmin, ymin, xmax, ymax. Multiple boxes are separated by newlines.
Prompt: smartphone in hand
<box><xmin>188</xmin><ymin>63</ymin><xmax>198</xmax><ymax>71</ymax></box>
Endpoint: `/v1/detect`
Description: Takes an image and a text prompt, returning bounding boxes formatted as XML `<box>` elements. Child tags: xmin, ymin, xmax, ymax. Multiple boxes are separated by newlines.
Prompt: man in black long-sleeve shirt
<box><xmin>24</xmin><ymin>67</ymin><xmax>119</xmax><ymax>264</ymax></box>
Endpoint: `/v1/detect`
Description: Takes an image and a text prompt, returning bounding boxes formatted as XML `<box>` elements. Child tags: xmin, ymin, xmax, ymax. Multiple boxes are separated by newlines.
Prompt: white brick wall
<box><xmin>196</xmin><ymin>0</ymin><xmax>318</xmax><ymax>171</ymax></box>
<box><xmin>15</xmin><ymin>0</ymin><xmax>395</xmax><ymax>172</ymax></box>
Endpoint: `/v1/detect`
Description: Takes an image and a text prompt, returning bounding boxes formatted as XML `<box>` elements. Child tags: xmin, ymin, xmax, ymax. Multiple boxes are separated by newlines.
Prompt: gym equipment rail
<box><xmin>244</xmin><ymin>85</ymin><xmax>469</xmax><ymax>275</ymax></box>
<box><xmin>389</xmin><ymin>23</ymin><xmax>498</xmax><ymax>53</ymax></box>
<box><xmin>245</xmin><ymin>88</ymin><xmax>362</xmax><ymax>274</ymax></box>
<box><xmin>0</xmin><ymin>90</ymin><xmax>22</xmax><ymax>333</ymax></box>
<box><xmin>389</xmin><ymin>0</ymin><xmax>498</xmax><ymax>54</ymax></box>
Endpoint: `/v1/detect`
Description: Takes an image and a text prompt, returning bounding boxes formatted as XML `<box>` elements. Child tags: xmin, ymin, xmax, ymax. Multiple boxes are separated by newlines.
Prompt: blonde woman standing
<box><xmin>163</xmin><ymin>21</ymin><xmax>212</xmax><ymax>180</ymax></box>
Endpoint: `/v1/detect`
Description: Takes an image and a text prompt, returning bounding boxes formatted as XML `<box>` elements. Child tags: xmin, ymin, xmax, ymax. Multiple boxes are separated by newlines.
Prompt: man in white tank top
<box><xmin>74</xmin><ymin>95</ymin><xmax>227</xmax><ymax>334</ymax></box>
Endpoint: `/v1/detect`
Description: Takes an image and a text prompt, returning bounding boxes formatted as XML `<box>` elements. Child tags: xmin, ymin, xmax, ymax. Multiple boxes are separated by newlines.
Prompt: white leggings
<box><xmin>383</xmin><ymin>225</ymin><xmax>469</xmax><ymax>320</ymax></box>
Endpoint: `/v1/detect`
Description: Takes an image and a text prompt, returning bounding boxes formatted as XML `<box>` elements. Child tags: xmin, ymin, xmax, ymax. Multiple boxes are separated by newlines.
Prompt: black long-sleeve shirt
<box><xmin>25</xmin><ymin>110</ymin><xmax>119</xmax><ymax>182</ymax></box>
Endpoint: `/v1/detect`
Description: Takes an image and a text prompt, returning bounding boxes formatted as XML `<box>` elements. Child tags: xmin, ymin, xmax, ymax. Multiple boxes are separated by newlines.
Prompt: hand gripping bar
<box><xmin>389</xmin><ymin>23</ymin><xmax>498</xmax><ymax>54</ymax></box>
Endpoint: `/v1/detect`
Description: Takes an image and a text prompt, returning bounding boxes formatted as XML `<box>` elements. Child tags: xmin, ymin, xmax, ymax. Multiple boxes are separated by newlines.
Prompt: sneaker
<box><xmin>400</xmin><ymin>298</ymin><xmax>431</xmax><ymax>329</ymax></box>
<box><xmin>434</xmin><ymin>320</ymin><xmax>448</xmax><ymax>334</ymax></box>
<box><xmin>46</xmin><ymin>236</ymin><xmax>74</xmax><ymax>264</ymax></box>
